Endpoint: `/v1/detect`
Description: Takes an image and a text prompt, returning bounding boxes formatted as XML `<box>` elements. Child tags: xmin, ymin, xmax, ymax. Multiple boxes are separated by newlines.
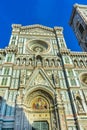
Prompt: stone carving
<box><xmin>20</xmin><ymin>70</ymin><xmax>26</xmax><ymax>85</ymax></box>
<box><xmin>34</xmin><ymin>73</ymin><xmax>46</xmax><ymax>85</ymax></box>
<box><xmin>55</xmin><ymin>75</ymin><xmax>59</xmax><ymax>85</ymax></box>
<box><xmin>76</xmin><ymin>96</ymin><xmax>84</xmax><ymax>113</ymax></box>
<box><xmin>26</xmin><ymin>40</ymin><xmax>50</xmax><ymax>54</ymax></box>
<box><xmin>26</xmin><ymin>71</ymin><xmax>32</xmax><ymax>80</ymax></box>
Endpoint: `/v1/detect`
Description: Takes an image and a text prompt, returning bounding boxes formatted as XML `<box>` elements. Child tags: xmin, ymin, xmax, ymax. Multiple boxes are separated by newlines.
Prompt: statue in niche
<box><xmin>45</xmin><ymin>59</ymin><xmax>49</xmax><ymax>67</ymax></box>
<box><xmin>52</xmin><ymin>118</ymin><xmax>57</xmax><ymax>130</ymax></box>
<box><xmin>53</xmin><ymin>73</ymin><xmax>59</xmax><ymax>85</ymax></box>
<box><xmin>36</xmin><ymin>55</ymin><xmax>42</xmax><ymax>66</ymax></box>
<box><xmin>55</xmin><ymin>59</ymin><xmax>61</xmax><ymax>66</ymax></box>
<box><xmin>50</xmin><ymin>60</ymin><xmax>54</xmax><ymax>66</ymax></box>
<box><xmin>20</xmin><ymin>70</ymin><xmax>26</xmax><ymax>85</ymax></box>
<box><xmin>22</xmin><ymin>58</ymin><xmax>26</xmax><ymax>65</ymax></box>
<box><xmin>76</xmin><ymin>96</ymin><xmax>84</xmax><ymax>113</ymax></box>
<box><xmin>29</xmin><ymin>59</ymin><xmax>32</xmax><ymax>66</ymax></box>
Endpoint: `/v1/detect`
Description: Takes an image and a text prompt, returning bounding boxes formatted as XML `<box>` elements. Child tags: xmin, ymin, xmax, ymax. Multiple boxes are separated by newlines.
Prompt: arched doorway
<box><xmin>24</xmin><ymin>89</ymin><xmax>56</xmax><ymax>130</ymax></box>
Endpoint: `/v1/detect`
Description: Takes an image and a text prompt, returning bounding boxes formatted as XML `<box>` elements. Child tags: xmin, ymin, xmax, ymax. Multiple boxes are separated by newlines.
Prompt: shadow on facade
<box><xmin>0</xmin><ymin>88</ymin><xmax>57</xmax><ymax>130</ymax></box>
<box><xmin>0</xmin><ymin>96</ymin><xmax>32</xmax><ymax>130</ymax></box>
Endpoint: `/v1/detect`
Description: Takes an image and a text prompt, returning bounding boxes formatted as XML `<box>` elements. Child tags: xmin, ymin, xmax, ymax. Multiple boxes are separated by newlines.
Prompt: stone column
<box><xmin>56</xmin><ymin>92</ymin><xmax>68</xmax><ymax>130</ymax></box>
<box><xmin>14</xmin><ymin>93</ymin><xmax>24</xmax><ymax>130</ymax></box>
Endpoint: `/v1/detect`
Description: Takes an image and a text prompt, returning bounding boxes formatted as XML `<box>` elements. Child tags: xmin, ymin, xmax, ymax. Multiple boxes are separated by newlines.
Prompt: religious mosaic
<box><xmin>31</xmin><ymin>97</ymin><xmax>48</xmax><ymax>110</ymax></box>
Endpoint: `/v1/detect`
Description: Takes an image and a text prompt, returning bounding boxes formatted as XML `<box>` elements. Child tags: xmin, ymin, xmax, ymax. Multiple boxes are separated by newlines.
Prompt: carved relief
<box><xmin>54</xmin><ymin>74</ymin><xmax>59</xmax><ymax>85</ymax></box>
<box><xmin>20</xmin><ymin>70</ymin><xmax>26</xmax><ymax>85</ymax></box>
<box><xmin>26</xmin><ymin>70</ymin><xmax>32</xmax><ymax>80</ymax></box>
<box><xmin>74</xmin><ymin>91</ymin><xmax>85</xmax><ymax>114</ymax></box>
<box><xmin>34</xmin><ymin>73</ymin><xmax>47</xmax><ymax>85</ymax></box>
<box><xmin>76</xmin><ymin>96</ymin><xmax>84</xmax><ymax>113</ymax></box>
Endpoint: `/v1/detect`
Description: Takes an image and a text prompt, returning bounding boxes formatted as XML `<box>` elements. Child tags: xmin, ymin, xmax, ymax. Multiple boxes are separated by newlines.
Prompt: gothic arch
<box><xmin>24</xmin><ymin>86</ymin><xmax>55</xmax><ymax>105</ymax></box>
<box><xmin>24</xmin><ymin>89</ymin><xmax>54</xmax><ymax>108</ymax></box>
<box><xmin>36</xmin><ymin>55</ymin><xmax>42</xmax><ymax>66</ymax></box>
<box><xmin>79</xmin><ymin>59</ymin><xmax>84</xmax><ymax>67</ymax></box>
<box><xmin>73</xmin><ymin>59</ymin><xmax>78</xmax><ymax>67</ymax></box>
<box><xmin>22</xmin><ymin>88</ymin><xmax>56</xmax><ymax>130</ymax></box>
<box><xmin>16</xmin><ymin>58</ymin><xmax>20</xmax><ymax>65</ymax></box>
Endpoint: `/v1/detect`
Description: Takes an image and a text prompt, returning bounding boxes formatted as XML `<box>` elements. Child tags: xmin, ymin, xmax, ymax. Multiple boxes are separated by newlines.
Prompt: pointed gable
<box><xmin>12</xmin><ymin>24</ymin><xmax>55</xmax><ymax>36</ymax></box>
<box><xmin>26</xmin><ymin>68</ymin><xmax>55</xmax><ymax>91</ymax></box>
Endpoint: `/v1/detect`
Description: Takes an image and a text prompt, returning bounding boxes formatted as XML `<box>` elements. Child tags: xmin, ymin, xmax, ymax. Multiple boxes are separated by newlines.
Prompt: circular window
<box><xmin>80</xmin><ymin>73</ymin><xmax>87</xmax><ymax>86</ymax></box>
<box><xmin>26</xmin><ymin>40</ymin><xmax>50</xmax><ymax>54</ymax></box>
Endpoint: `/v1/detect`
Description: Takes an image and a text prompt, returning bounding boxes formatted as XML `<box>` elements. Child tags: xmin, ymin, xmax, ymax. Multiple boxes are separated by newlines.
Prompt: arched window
<box><xmin>7</xmin><ymin>55</ymin><xmax>12</xmax><ymax>62</ymax></box>
<box><xmin>79</xmin><ymin>24</ymin><xmax>84</xmax><ymax>34</ymax></box>
<box><xmin>4</xmin><ymin>68</ymin><xmax>9</xmax><ymax>75</ymax></box>
<box><xmin>50</xmin><ymin>59</ymin><xmax>55</xmax><ymax>66</ymax></box>
<box><xmin>16</xmin><ymin>58</ymin><xmax>20</xmax><ymax>65</ymax></box>
<box><xmin>1</xmin><ymin>77</ymin><xmax>8</xmax><ymax>85</ymax></box>
<box><xmin>64</xmin><ymin>56</ymin><xmax>70</xmax><ymax>64</ymax></box>
<box><xmin>23</xmin><ymin>58</ymin><xmax>26</xmax><ymax>65</ymax></box>
<box><xmin>29</xmin><ymin>58</ymin><xmax>32</xmax><ymax>66</ymax></box>
<box><xmin>36</xmin><ymin>55</ymin><xmax>42</xmax><ymax>66</ymax></box>
<box><xmin>56</xmin><ymin>59</ymin><xmax>61</xmax><ymax>66</ymax></box>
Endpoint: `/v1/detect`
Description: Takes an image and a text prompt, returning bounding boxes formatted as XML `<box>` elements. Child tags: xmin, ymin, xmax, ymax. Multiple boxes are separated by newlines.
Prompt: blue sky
<box><xmin>0</xmin><ymin>0</ymin><xmax>87</xmax><ymax>51</ymax></box>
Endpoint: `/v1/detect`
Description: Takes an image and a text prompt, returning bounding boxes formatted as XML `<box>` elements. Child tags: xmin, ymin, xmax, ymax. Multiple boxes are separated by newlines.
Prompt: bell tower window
<box><xmin>79</xmin><ymin>24</ymin><xmax>84</xmax><ymax>34</ymax></box>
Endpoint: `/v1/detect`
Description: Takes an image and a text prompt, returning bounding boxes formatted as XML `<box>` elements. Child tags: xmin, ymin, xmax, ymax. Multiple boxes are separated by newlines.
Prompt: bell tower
<box><xmin>70</xmin><ymin>4</ymin><xmax>87</xmax><ymax>51</ymax></box>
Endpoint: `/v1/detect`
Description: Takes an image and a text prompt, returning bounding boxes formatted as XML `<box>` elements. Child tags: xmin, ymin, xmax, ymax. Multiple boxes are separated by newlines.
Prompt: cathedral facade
<box><xmin>0</xmin><ymin>24</ymin><xmax>87</xmax><ymax>130</ymax></box>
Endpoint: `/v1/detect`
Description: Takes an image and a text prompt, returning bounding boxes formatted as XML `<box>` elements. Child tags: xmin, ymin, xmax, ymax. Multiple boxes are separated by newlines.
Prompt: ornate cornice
<box><xmin>12</xmin><ymin>24</ymin><xmax>53</xmax><ymax>31</ymax></box>
<box><xmin>59</xmin><ymin>49</ymin><xmax>71</xmax><ymax>55</ymax></box>
<box><xmin>5</xmin><ymin>45</ymin><xmax>18</xmax><ymax>54</ymax></box>
<box><xmin>74</xmin><ymin>4</ymin><xmax>87</xmax><ymax>8</ymax></box>
<box><xmin>0</xmin><ymin>49</ymin><xmax>5</xmax><ymax>55</ymax></box>
<box><xmin>12</xmin><ymin>24</ymin><xmax>63</xmax><ymax>33</ymax></box>
<box><xmin>70</xmin><ymin>51</ymin><xmax>87</xmax><ymax>56</ymax></box>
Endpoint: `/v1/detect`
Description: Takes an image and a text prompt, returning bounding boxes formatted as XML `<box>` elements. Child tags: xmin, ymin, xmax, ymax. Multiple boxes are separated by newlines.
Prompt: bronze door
<box><xmin>32</xmin><ymin>121</ymin><xmax>49</xmax><ymax>130</ymax></box>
